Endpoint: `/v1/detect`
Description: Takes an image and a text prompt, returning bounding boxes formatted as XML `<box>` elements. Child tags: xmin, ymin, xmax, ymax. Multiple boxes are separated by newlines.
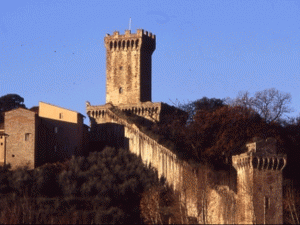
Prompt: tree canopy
<box><xmin>0</xmin><ymin>94</ymin><xmax>26</xmax><ymax>123</ymax></box>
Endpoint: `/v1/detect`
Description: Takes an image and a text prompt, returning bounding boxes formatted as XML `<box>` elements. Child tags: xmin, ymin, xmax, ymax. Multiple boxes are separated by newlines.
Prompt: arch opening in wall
<box><xmin>118</xmin><ymin>41</ymin><xmax>121</xmax><ymax>49</ymax></box>
<box><xmin>131</xmin><ymin>40</ymin><xmax>134</xmax><ymax>48</ymax></box>
<box><xmin>135</xmin><ymin>39</ymin><xmax>139</xmax><ymax>48</ymax></box>
<box><xmin>110</xmin><ymin>42</ymin><xmax>113</xmax><ymax>50</ymax></box>
<box><xmin>114</xmin><ymin>41</ymin><xmax>117</xmax><ymax>49</ymax></box>
<box><xmin>127</xmin><ymin>40</ymin><xmax>130</xmax><ymax>49</ymax></box>
<box><xmin>122</xmin><ymin>40</ymin><xmax>125</xmax><ymax>49</ymax></box>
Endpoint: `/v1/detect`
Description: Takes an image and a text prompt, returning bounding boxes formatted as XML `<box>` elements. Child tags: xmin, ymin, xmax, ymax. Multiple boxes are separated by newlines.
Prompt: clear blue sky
<box><xmin>1</xmin><ymin>0</ymin><xmax>299</xmax><ymax>125</ymax></box>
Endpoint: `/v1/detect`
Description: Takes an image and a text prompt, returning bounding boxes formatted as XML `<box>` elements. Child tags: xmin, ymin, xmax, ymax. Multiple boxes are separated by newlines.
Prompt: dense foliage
<box><xmin>0</xmin><ymin>147</ymin><xmax>164</xmax><ymax>224</ymax></box>
<box><xmin>0</xmin><ymin>94</ymin><xmax>26</xmax><ymax>123</ymax></box>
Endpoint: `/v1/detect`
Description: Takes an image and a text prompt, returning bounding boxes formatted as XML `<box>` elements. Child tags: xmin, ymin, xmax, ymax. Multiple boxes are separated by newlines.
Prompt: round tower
<box><xmin>232</xmin><ymin>137</ymin><xmax>286</xmax><ymax>224</ymax></box>
<box><xmin>104</xmin><ymin>29</ymin><xmax>156</xmax><ymax>105</ymax></box>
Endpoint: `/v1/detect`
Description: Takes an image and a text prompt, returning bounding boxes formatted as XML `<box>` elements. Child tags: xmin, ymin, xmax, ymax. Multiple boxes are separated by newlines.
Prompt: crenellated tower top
<box><xmin>104</xmin><ymin>29</ymin><xmax>155</xmax><ymax>53</ymax></box>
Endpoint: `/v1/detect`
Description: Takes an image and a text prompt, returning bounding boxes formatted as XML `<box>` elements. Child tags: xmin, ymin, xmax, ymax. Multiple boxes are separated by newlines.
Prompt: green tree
<box><xmin>59</xmin><ymin>147</ymin><xmax>164</xmax><ymax>224</ymax></box>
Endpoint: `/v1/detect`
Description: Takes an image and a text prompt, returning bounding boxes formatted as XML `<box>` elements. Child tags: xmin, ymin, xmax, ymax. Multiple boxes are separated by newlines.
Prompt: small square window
<box><xmin>0</xmin><ymin>143</ymin><xmax>3</xmax><ymax>146</ymax></box>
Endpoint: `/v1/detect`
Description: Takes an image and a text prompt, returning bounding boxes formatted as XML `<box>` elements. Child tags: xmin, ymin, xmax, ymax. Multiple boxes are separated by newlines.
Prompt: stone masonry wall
<box><xmin>5</xmin><ymin>108</ymin><xmax>37</xmax><ymax>169</ymax></box>
<box><xmin>104</xmin><ymin>30</ymin><xmax>155</xmax><ymax>105</ymax></box>
<box><xmin>0</xmin><ymin>130</ymin><xmax>6</xmax><ymax>164</ymax></box>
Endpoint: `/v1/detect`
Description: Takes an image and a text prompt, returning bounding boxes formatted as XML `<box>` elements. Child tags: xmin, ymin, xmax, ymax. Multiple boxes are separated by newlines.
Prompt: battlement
<box><xmin>104</xmin><ymin>29</ymin><xmax>155</xmax><ymax>52</ymax></box>
<box><xmin>232</xmin><ymin>137</ymin><xmax>287</xmax><ymax>171</ymax></box>
<box><xmin>105</xmin><ymin>29</ymin><xmax>155</xmax><ymax>39</ymax></box>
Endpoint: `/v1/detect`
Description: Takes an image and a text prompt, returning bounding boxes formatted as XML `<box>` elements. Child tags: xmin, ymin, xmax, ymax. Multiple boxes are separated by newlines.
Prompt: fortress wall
<box><xmin>88</xmin><ymin>107</ymin><xmax>238</xmax><ymax>223</ymax></box>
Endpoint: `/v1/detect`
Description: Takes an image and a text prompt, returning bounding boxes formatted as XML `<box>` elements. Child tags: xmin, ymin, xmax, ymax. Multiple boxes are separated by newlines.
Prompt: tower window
<box><xmin>25</xmin><ymin>133</ymin><xmax>30</xmax><ymax>141</ymax></box>
<box><xmin>119</xmin><ymin>87</ymin><xmax>123</xmax><ymax>94</ymax></box>
<box><xmin>59</xmin><ymin>113</ymin><xmax>63</xmax><ymax>119</ymax></box>
<box><xmin>264</xmin><ymin>197</ymin><xmax>270</xmax><ymax>210</ymax></box>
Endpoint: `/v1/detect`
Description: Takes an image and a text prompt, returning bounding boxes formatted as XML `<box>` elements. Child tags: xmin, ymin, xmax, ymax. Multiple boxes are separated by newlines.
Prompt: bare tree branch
<box><xmin>226</xmin><ymin>88</ymin><xmax>293</xmax><ymax>123</ymax></box>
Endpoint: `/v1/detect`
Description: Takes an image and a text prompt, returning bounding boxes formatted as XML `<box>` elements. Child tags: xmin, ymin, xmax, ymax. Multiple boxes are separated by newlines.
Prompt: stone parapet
<box><xmin>86</xmin><ymin>102</ymin><xmax>187</xmax><ymax>123</ymax></box>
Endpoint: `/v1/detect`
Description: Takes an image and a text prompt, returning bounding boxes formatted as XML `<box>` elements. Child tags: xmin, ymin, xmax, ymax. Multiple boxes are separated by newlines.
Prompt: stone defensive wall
<box><xmin>87</xmin><ymin>102</ymin><xmax>187</xmax><ymax>123</ymax></box>
<box><xmin>87</xmin><ymin>103</ymin><xmax>198</xmax><ymax>218</ymax></box>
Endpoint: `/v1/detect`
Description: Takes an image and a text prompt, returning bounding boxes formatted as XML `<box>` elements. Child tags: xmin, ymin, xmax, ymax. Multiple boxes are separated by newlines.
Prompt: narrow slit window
<box><xmin>59</xmin><ymin>113</ymin><xmax>63</xmax><ymax>119</ymax></box>
<box><xmin>264</xmin><ymin>197</ymin><xmax>270</xmax><ymax>210</ymax></box>
<box><xmin>119</xmin><ymin>87</ymin><xmax>123</xmax><ymax>94</ymax></box>
<box><xmin>25</xmin><ymin>133</ymin><xmax>30</xmax><ymax>141</ymax></box>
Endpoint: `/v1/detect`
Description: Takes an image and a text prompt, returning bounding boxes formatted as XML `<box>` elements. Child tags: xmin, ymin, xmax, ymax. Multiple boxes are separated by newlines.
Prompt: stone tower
<box><xmin>232</xmin><ymin>137</ymin><xmax>287</xmax><ymax>224</ymax></box>
<box><xmin>104</xmin><ymin>29</ymin><xmax>156</xmax><ymax>105</ymax></box>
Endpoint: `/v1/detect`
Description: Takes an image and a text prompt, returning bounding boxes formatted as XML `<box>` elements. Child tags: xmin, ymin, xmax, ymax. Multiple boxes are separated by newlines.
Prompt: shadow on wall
<box><xmin>89</xmin><ymin>123</ymin><xmax>129</xmax><ymax>152</ymax></box>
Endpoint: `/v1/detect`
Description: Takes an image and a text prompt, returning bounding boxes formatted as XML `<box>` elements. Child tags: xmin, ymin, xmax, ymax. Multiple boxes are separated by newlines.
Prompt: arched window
<box><xmin>110</xmin><ymin>42</ymin><xmax>113</xmax><ymax>50</ymax></box>
<box><xmin>131</xmin><ymin>40</ymin><xmax>134</xmax><ymax>48</ymax></box>
<box><xmin>122</xmin><ymin>41</ymin><xmax>125</xmax><ymax>49</ymax></box>
<box><xmin>127</xmin><ymin>40</ymin><xmax>130</xmax><ymax>49</ymax></box>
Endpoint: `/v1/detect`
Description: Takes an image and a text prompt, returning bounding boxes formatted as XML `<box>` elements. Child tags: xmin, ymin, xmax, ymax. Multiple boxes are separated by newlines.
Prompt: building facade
<box><xmin>1</xmin><ymin>102</ymin><xmax>89</xmax><ymax>169</ymax></box>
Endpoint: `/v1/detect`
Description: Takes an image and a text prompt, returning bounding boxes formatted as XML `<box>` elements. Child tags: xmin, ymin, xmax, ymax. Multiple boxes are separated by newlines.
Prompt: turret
<box><xmin>232</xmin><ymin>137</ymin><xmax>286</xmax><ymax>224</ymax></box>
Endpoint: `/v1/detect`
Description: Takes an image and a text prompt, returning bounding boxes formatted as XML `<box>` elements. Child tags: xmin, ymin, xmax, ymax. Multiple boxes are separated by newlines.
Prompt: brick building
<box><xmin>1</xmin><ymin>102</ymin><xmax>89</xmax><ymax>169</ymax></box>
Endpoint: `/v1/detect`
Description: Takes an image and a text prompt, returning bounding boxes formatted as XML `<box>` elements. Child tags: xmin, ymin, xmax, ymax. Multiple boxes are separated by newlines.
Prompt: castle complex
<box><xmin>0</xmin><ymin>29</ymin><xmax>287</xmax><ymax>224</ymax></box>
<box><xmin>85</xmin><ymin>29</ymin><xmax>287</xmax><ymax>224</ymax></box>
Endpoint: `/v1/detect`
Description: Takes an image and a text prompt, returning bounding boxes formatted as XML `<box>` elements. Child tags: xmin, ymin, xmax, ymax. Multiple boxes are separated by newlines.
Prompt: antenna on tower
<box><xmin>129</xmin><ymin>17</ymin><xmax>131</xmax><ymax>31</ymax></box>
